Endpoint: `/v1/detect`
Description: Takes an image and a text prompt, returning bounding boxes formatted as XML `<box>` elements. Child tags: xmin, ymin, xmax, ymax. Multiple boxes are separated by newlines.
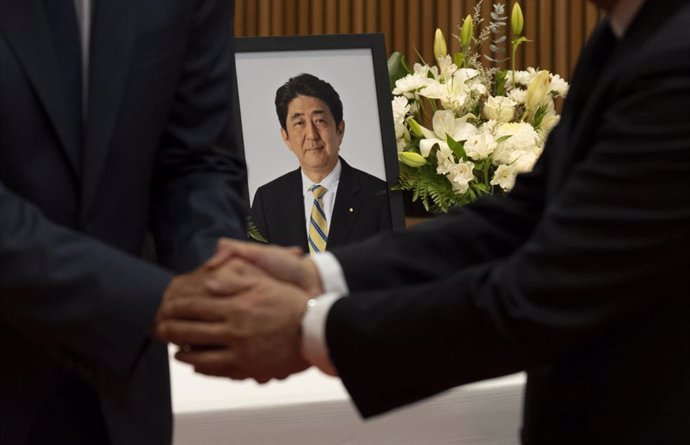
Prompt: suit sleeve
<box><xmin>0</xmin><ymin>183</ymin><xmax>172</xmax><ymax>394</ymax></box>
<box><xmin>150</xmin><ymin>0</ymin><xmax>246</xmax><ymax>273</ymax></box>
<box><xmin>326</xmin><ymin>51</ymin><xmax>690</xmax><ymax>417</ymax></box>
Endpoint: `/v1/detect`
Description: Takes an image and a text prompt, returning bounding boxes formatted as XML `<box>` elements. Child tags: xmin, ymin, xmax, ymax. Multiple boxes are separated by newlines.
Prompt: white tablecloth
<box><xmin>171</xmin><ymin>347</ymin><xmax>525</xmax><ymax>445</ymax></box>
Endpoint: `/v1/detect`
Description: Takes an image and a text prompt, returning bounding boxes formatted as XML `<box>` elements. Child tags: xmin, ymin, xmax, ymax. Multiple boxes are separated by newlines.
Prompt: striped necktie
<box><xmin>308</xmin><ymin>184</ymin><xmax>328</xmax><ymax>253</ymax></box>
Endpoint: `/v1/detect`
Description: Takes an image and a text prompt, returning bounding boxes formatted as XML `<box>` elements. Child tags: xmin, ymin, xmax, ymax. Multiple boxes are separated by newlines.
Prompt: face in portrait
<box><xmin>277</xmin><ymin>71</ymin><xmax>348</xmax><ymax>182</ymax></box>
<box><xmin>280</xmin><ymin>94</ymin><xmax>344</xmax><ymax>183</ymax></box>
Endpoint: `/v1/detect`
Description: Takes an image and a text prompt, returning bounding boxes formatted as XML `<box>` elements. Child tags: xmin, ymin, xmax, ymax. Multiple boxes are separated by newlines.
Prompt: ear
<box><xmin>280</xmin><ymin>127</ymin><xmax>289</xmax><ymax>144</ymax></box>
<box><xmin>336</xmin><ymin>120</ymin><xmax>345</xmax><ymax>144</ymax></box>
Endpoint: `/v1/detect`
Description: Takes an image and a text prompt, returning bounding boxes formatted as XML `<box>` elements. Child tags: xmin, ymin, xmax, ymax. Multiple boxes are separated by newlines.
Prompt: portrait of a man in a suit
<box><xmin>249</xmin><ymin>73</ymin><xmax>392</xmax><ymax>253</ymax></box>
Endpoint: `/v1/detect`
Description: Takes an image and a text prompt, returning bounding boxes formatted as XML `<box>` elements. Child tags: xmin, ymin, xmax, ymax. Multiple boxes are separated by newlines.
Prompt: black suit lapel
<box><xmin>329</xmin><ymin>160</ymin><xmax>360</xmax><ymax>248</ymax></box>
<box><xmin>81</xmin><ymin>0</ymin><xmax>138</xmax><ymax>212</ymax></box>
<box><xmin>287</xmin><ymin>170</ymin><xmax>309</xmax><ymax>251</ymax></box>
<box><xmin>0</xmin><ymin>0</ymin><xmax>82</xmax><ymax>178</ymax></box>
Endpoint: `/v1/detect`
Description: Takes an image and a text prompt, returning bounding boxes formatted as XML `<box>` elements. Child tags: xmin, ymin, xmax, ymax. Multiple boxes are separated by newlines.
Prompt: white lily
<box><xmin>436</xmin><ymin>55</ymin><xmax>458</xmax><ymax>82</ymax></box>
<box><xmin>418</xmin><ymin>110</ymin><xmax>477</xmax><ymax>157</ymax></box>
<box><xmin>525</xmin><ymin>70</ymin><xmax>551</xmax><ymax>112</ymax></box>
<box><xmin>421</xmin><ymin>78</ymin><xmax>470</xmax><ymax>113</ymax></box>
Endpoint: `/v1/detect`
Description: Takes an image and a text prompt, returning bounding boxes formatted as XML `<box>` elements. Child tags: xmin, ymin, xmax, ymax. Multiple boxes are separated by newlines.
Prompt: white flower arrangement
<box><xmin>390</xmin><ymin>1</ymin><xmax>569</xmax><ymax>213</ymax></box>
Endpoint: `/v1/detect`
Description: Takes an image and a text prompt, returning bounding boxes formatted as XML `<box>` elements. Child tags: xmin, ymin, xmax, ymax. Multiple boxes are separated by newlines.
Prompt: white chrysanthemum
<box><xmin>396</xmin><ymin>135</ymin><xmax>409</xmax><ymax>153</ymax></box>
<box><xmin>492</xmin><ymin>122</ymin><xmax>540</xmax><ymax>164</ymax></box>
<box><xmin>436</xmin><ymin>151</ymin><xmax>475</xmax><ymax>194</ymax></box>
<box><xmin>394</xmin><ymin>120</ymin><xmax>410</xmax><ymax>153</ymax></box>
<box><xmin>418</xmin><ymin>110</ymin><xmax>477</xmax><ymax>157</ymax></box>
<box><xmin>508</xmin><ymin>68</ymin><xmax>538</xmax><ymax>87</ymax></box>
<box><xmin>391</xmin><ymin>96</ymin><xmax>410</xmax><ymax>124</ymax></box>
<box><xmin>512</xmin><ymin>150</ymin><xmax>538</xmax><ymax>173</ymax></box>
<box><xmin>409</xmin><ymin>101</ymin><xmax>420</xmax><ymax>115</ymax></box>
<box><xmin>483</xmin><ymin>95</ymin><xmax>517</xmax><ymax>122</ymax></box>
<box><xmin>508</xmin><ymin>88</ymin><xmax>527</xmax><ymax>104</ymax></box>
<box><xmin>393</xmin><ymin>73</ymin><xmax>432</xmax><ymax>98</ymax></box>
<box><xmin>465</xmin><ymin>131</ymin><xmax>498</xmax><ymax>161</ymax></box>
<box><xmin>549</xmin><ymin>74</ymin><xmax>569</xmax><ymax>97</ymax></box>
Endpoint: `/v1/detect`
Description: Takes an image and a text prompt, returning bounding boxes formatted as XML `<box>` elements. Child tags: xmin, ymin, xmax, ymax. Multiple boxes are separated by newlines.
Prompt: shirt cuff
<box><xmin>310</xmin><ymin>251</ymin><xmax>349</xmax><ymax>295</ymax></box>
<box><xmin>301</xmin><ymin>292</ymin><xmax>342</xmax><ymax>376</ymax></box>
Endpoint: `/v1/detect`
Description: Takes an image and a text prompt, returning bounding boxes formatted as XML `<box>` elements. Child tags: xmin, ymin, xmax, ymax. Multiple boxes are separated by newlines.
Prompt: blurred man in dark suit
<box><xmin>0</xmin><ymin>1</ymin><xmax>245</xmax><ymax>443</ymax></box>
<box><xmin>158</xmin><ymin>1</ymin><xmax>690</xmax><ymax>443</ymax></box>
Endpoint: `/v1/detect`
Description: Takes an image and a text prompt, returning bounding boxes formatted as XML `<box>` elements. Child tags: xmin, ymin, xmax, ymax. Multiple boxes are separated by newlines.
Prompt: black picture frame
<box><xmin>232</xmin><ymin>33</ymin><xmax>405</xmax><ymax>232</ymax></box>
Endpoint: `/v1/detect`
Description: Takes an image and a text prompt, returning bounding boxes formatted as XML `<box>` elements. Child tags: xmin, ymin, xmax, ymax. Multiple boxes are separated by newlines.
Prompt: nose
<box><xmin>306</xmin><ymin>121</ymin><xmax>320</xmax><ymax>141</ymax></box>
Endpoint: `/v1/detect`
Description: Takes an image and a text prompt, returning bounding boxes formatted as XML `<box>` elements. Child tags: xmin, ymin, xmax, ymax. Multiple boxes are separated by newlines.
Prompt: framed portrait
<box><xmin>233</xmin><ymin>33</ymin><xmax>405</xmax><ymax>248</ymax></box>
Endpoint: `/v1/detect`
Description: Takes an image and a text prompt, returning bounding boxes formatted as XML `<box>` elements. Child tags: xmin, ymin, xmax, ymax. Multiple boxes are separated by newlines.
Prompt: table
<box><xmin>171</xmin><ymin>347</ymin><xmax>526</xmax><ymax>444</ymax></box>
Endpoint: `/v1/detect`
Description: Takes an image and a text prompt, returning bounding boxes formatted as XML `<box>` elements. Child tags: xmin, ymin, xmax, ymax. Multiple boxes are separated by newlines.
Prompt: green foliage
<box><xmin>247</xmin><ymin>216</ymin><xmax>268</xmax><ymax>243</ymax></box>
<box><xmin>397</xmin><ymin>148</ymin><xmax>493</xmax><ymax>213</ymax></box>
<box><xmin>387</xmin><ymin>51</ymin><xmax>411</xmax><ymax>90</ymax></box>
<box><xmin>398</xmin><ymin>162</ymin><xmax>459</xmax><ymax>213</ymax></box>
<box><xmin>532</xmin><ymin>104</ymin><xmax>549</xmax><ymax>129</ymax></box>
<box><xmin>494</xmin><ymin>69</ymin><xmax>507</xmax><ymax>96</ymax></box>
<box><xmin>446</xmin><ymin>134</ymin><xmax>467</xmax><ymax>161</ymax></box>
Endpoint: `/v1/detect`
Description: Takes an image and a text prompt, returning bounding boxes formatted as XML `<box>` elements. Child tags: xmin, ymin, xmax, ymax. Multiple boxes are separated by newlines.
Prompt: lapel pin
<box><xmin>349</xmin><ymin>208</ymin><xmax>354</xmax><ymax>213</ymax></box>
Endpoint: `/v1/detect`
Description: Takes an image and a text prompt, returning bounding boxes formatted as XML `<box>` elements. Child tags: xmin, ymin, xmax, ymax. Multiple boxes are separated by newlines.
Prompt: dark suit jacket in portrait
<box><xmin>326</xmin><ymin>2</ymin><xmax>689</xmax><ymax>444</ymax></box>
<box><xmin>0</xmin><ymin>1</ymin><xmax>245</xmax><ymax>444</ymax></box>
<box><xmin>250</xmin><ymin>157</ymin><xmax>391</xmax><ymax>251</ymax></box>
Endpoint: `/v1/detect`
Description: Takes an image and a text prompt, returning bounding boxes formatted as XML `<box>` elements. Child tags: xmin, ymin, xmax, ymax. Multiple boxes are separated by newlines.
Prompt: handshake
<box><xmin>154</xmin><ymin>239</ymin><xmax>328</xmax><ymax>383</ymax></box>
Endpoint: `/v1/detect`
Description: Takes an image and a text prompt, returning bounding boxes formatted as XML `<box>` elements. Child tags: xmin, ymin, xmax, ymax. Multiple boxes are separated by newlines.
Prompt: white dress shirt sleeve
<box><xmin>300</xmin><ymin>252</ymin><xmax>348</xmax><ymax>376</ymax></box>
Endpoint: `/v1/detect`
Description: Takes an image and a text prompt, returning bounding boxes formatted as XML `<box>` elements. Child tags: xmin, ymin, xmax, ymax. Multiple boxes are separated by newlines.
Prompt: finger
<box><xmin>205</xmin><ymin>238</ymin><xmax>242</xmax><ymax>270</ymax></box>
<box><xmin>157</xmin><ymin>319</ymin><xmax>230</xmax><ymax>346</ymax></box>
<box><xmin>159</xmin><ymin>297</ymin><xmax>226</xmax><ymax>321</ymax></box>
<box><xmin>285</xmin><ymin>246</ymin><xmax>303</xmax><ymax>257</ymax></box>
<box><xmin>176</xmin><ymin>348</ymin><xmax>249</xmax><ymax>379</ymax></box>
<box><xmin>206</xmin><ymin>260</ymin><xmax>270</xmax><ymax>295</ymax></box>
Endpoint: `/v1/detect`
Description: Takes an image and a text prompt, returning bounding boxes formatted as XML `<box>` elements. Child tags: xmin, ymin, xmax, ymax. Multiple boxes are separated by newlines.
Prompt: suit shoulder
<box><xmin>254</xmin><ymin>169</ymin><xmax>300</xmax><ymax>196</ymax></box>
<box><xmin>346</xmin><ymin>165</ymin><xmax>388</xmax><ymax>188</ymax></box>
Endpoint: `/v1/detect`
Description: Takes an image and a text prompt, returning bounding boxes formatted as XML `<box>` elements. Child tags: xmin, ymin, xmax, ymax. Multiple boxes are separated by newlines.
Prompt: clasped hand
<box><xmin>154</xmin><ymin>240</ymin><xmax>323</xmax><ymax>383</ymax></box>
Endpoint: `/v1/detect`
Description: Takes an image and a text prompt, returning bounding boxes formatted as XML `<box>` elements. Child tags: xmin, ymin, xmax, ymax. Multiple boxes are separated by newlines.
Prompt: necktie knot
<box><xmin>310</xmin><ymin>184</ymin><xmax>327</xmax><ymax>199</ymax></box>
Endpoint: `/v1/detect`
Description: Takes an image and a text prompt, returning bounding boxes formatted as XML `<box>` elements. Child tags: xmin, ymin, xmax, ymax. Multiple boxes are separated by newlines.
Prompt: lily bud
<box><xmin>433</xmin><ymin>28</ymin><xmax>447</xmax><ymax>64</ymax></box>
<box><xmin>407</xmin><ymin>117</ymin><xmax>424</xmax><ymax>138</ymax></box>
<box><xmin>526</xmin><ymin>70</ymin><xmax>550</xmax><ymax>111</ymax></box>
<box><xmin>460</xmin><ymin>15</ymin><xmax>473</xmax><ymax>48</ymax></box>
<box><xmin>399</xmin><ymin>152</ymin><xmax>427</xmax><ymax>168</ymax></box>
<box><xmin>511</xmin><ymin>3</ymin><xmax>524</xmax><ymax>37</ymax></box>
